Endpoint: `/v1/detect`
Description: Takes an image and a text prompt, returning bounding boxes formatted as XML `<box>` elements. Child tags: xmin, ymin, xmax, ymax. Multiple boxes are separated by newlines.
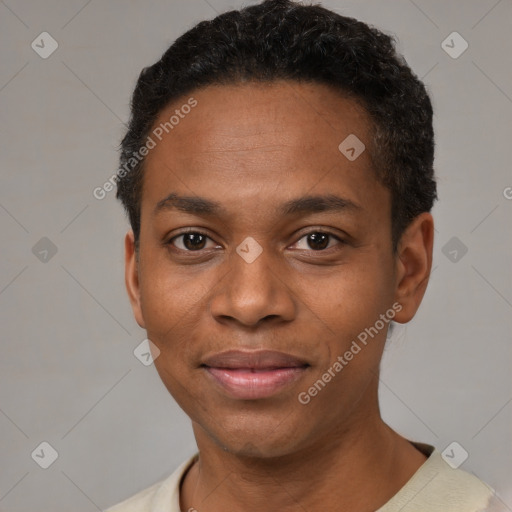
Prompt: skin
<box><xmin>124</xmin><ymin>81</ymin><xmax>434</xmax><ymax>512</ymax></box>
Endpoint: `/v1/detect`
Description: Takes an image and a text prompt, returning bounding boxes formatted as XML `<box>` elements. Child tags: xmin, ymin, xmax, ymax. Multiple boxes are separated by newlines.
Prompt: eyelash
<box><xmin>166</xmin><ymin>228</ymin><xmax>345</xmax><ymax>254</ymax></box>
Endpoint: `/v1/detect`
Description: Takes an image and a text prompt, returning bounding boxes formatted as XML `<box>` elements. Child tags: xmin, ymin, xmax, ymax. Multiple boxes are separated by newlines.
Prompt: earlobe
<box><xmin>125</xmin><ymin>231</ymin><xmax>146</xmax><ymax>328</ymax></box>
<box><xmin>393</xmin><ymin>213</ymin><xmax>434</xmax><ymax>324</ymax></box>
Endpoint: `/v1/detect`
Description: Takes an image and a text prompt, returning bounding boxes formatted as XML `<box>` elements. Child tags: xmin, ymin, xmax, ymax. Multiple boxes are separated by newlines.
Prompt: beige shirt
<box><xmin>105</xmin><ymin>443</ymin><xmax>504</xmax><ymax>512</ymax></box>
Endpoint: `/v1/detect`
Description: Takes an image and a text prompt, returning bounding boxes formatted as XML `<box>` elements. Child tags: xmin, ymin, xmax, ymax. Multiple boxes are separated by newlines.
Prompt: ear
<box><xmin>392</xmin><ymin>212</ymin><xmax>434</xmax><ymax>324</ymax></box>
<box><xmin>125</xmin><ymin>231</ymin><xmax>145</xmax><ymax>328</ymax></box>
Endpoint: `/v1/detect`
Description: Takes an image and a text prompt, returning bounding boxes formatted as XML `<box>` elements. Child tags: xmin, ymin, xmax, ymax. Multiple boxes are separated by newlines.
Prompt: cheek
<box><xmin>138</xmin><ymin>249</ymin><xmax>200</xmax><ymax>331</ymax></box>
<box><xmin>138</xmin><ymin>267</ymin><xmax>188</xmax><ymax>365</ymax></box>
<box><xmin>137</xmin><ymin>255</ymin><xmax>216</xmax><ymax>375</ymax></box>
<box><xmin>301</xmin><ymin>263</ymin><xmax>393</xmax><ymax>340</ymax></box>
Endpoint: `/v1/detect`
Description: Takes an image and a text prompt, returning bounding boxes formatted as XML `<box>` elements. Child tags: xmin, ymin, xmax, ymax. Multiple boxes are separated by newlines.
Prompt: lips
<box><xmin>202</xmin><ymin>350</ymin><xmax>309</xmax><ymax>400</ymax></box>
<box><xmin>203</xmin><ymin>350</ymin><xmax>308</xmax><ymax>370</ymax></box>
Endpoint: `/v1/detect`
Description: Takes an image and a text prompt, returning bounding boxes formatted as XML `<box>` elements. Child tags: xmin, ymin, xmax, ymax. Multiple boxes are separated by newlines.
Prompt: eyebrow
<box><xmin>153</xmin><ymin>193</ymin><xmax>362</xmax><ymax>217</ymax></box>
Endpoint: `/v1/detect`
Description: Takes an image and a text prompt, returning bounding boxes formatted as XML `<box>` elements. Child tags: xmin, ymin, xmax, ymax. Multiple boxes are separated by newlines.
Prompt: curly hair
<box><xmin>116</xmin><ymin>0</ymin><xmax>437</xmax><ymax>250</ymax></box>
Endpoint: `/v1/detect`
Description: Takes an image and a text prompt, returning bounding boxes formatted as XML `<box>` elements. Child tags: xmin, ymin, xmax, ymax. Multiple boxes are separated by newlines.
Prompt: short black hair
<box><xmin>116</xmin><ymin>0</ymin><xmax>437</xmax><ymax>250</ymax></box>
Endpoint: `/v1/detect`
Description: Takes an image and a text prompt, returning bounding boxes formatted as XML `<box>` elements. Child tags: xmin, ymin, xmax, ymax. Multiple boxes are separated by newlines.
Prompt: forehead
<box><xmin>141</xmin><ymin>81</ymin><xmax>383</xmax><ymax>216</ymax></box>
<box><xmin>148</xmin><ymin>80</ymin><xmax>371</xmax><ymax>153</ymax></box>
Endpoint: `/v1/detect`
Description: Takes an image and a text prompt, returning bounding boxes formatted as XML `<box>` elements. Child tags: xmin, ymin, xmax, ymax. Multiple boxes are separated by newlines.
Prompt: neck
<box><xmin>180</xmin><ymin>409</ymin><xmax>426</xmax><ymax>512</ymax></box>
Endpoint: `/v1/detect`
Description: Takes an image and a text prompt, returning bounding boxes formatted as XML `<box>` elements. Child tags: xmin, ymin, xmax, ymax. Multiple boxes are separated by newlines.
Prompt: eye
<box><xmin>168</xmin><ymin>231</ymin><xmax>219</xmax><ymax>251</ymax></box>
<box><xmin>291</xmin><ymin>231</ymin><xmax>344</xmax><ymax>251</ymax></box>
<box><xmin>166</xmin><ymin>229</ymin><xmax>344</xmax><ymax>254</ymax></box>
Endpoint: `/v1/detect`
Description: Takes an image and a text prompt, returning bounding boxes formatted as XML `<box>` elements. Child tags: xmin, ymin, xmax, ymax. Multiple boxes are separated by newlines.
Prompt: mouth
<box><xmin>201</xmin><ymin>350</ymin><xmax>310</xmax><ymax>400</ymax></box>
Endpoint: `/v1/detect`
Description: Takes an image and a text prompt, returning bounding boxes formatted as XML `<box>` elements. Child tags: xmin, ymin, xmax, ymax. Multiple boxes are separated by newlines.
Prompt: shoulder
<box><xmin>104</xmin><ymin>454</ymin><xmax>198</xmax><ymax>512</ymax></box>
<box><xmin>104</xmin><ymin>480</ymin><xmax>161</xmax><ymax>512</ymax></box>
<box><xmin>425</xmin><ymin>462</ymin><xmax>497</xmax><ymax>510</ymax></box>
<box><xmin>379</xmin><ymin>443</ymin><xmax>500</xmax><ymax>512</ymax></box>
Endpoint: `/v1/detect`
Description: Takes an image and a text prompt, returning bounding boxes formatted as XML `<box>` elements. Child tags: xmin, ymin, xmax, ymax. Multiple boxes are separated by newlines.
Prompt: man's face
<box><xmin>128</xmin><ymin>81</ymin><xmax>403</xmax><ymax>457</ymax></box>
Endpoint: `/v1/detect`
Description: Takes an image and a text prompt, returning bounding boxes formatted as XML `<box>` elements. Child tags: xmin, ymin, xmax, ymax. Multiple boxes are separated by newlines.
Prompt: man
<box><xmin>106</xmin><ymin>1</ymin><xmax>503</xmax><ymax>510</ymax></box>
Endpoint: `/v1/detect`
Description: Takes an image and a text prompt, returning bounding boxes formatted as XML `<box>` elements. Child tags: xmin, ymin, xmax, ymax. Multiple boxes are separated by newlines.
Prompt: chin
<box><xmin>221</xmin><ymin>437</ymin><xmax>296</xmax><ymax>460</ymax></box>
<box><xmin>197</xmin><ymin>413</ymin><xmax>308</xmax><ymax>459</ymax></box>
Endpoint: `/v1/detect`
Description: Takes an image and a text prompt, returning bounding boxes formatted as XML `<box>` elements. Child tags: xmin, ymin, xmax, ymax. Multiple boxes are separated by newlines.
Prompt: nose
<box><xmin>209</xmin><ymin>242</ymin><xmax>297</xmax><ymax>328</ymax></box>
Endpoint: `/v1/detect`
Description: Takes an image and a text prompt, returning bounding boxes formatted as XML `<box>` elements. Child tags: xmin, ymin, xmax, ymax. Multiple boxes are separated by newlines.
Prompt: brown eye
<box><xmin>292</xmin><ymin>231</ymin><xmax>343</xmax><ymax>251</ymax></box>
<box><xmin>306</xmin><ymin>232</ymin><xmax>329</xmax><ymax>250</ymax></box>
<box><xmin>170</xmin><ymin>232</ymin><xmax>216</xmax><ymax>251</ymax></box>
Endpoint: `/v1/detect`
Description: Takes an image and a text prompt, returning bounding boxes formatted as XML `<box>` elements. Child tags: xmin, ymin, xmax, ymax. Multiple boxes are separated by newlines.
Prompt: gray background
<box><xmin>0</xmin><ymin>0</ymin><xmax>511</xmax><ymax>511</ymax></box>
